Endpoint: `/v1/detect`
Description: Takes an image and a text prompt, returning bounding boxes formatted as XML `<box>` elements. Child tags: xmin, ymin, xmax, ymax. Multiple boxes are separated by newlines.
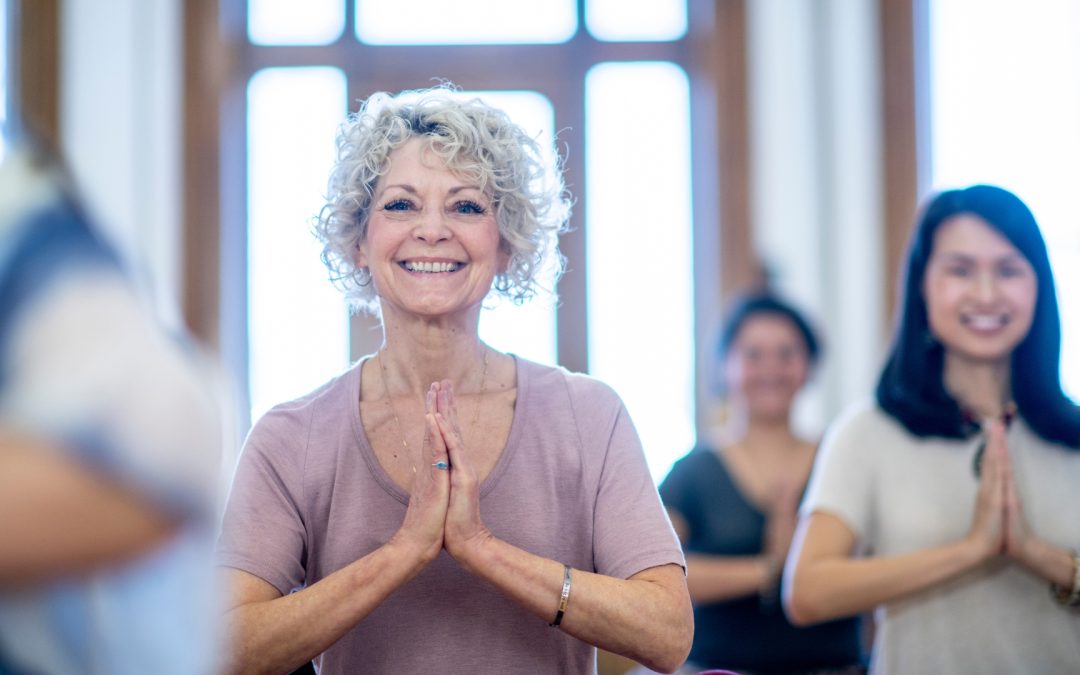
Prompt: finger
<box><xmin>426</xmin><ymin>412</ymin><xmax>451</xmax><ymax>472</ymax></box>
<box><xmin>999</xmin><ymin>433</ymin><xmax>1021</xmax><ymax>513</ymax></box>
<box><xmin>979</xmin><ymin>421</ymin><xmax>1004</xmax><ymax>487</ymax></box>
<box><xmin>435</xmin><ymin>411</ymin><xmax>475</xmax><ymax>481</ymax></box>
<box><xmin>990</xmin><ymin>421</ymin><xmax>1009</xmax><ymax>498</ymax></box>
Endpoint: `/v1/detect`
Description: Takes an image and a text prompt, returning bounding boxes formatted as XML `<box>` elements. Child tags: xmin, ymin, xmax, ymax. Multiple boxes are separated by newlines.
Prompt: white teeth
<box><xmin>404</xmin><ymin>261</ymin><xmax>459</xmax><ymax>273</ymax></box>
<box><xmin>965</xmin><ymin>314</ymin><xmax>1006</xmax><ymax>330</ymax></box>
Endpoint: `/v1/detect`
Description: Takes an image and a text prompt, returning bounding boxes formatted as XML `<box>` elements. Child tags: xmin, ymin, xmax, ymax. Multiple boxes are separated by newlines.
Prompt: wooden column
<box><xmin>15</xmin><ymin>0</ymin><xmax>61</xmax><ymax>148</ymax></box>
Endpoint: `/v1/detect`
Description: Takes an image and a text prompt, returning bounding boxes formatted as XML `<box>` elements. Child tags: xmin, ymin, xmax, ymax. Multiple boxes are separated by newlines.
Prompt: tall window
<box><xmin>231</xmin><ymin>0</ymin><xmax>706</xmax><ymax>481</ymax></box>
<box><xmin>929</xmin><ymin>0</ymin><xmax>1080</xmax><ymax>400</ymax></box>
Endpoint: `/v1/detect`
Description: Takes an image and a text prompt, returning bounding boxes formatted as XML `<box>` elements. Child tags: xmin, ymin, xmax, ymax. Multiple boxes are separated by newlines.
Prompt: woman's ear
<box><xmin>355</xmin><ymin>238</ymin><xmax>368</xmax><ymax>269</ymax></box>
<box><xmin>497</xmin><ymin>241</ymin><xmax>512</xmax><ymax>275</ymax></box>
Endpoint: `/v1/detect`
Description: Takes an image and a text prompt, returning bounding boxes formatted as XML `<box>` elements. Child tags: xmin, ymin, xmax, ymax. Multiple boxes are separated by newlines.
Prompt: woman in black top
<box><xmin>660</xmin><ymin>294</ymin><xmax>862</xmax><ymax>674</ymax></box>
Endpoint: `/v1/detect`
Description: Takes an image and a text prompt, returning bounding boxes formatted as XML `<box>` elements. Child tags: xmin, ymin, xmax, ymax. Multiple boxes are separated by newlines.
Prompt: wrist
<box><xmin>1051</xmin><ymin>549</ymin><xmax>1080</xmax><ymax>607</ymax></box>
<box><xmin>759</xmin><ymin>555</ymin><xmax>781</xmax><ymax>605</ymax></box>
<box><xmin>448</xmin><ymin>528</ymin><xmax>496</xmax><ymax>573</ymax></box>
<box><xmin>964</xmin><ymin>529</ymin><xmax>1001</xmax><ymax>563</ymax></box>
<box><xmin>388</xmin><ymin>530</ymin><xmax>441</xmax><ymax>568</ymax></box>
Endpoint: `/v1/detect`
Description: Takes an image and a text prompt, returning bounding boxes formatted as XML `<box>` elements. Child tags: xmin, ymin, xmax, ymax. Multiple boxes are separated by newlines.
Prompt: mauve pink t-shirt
<box><xmin>218</xmin><ymin>356</ymin><xmax>684</xmax><ymax>674</ymax></box>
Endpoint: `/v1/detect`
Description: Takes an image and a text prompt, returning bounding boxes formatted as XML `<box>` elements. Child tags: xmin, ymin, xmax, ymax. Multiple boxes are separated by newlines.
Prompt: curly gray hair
<box><xmin>315</xmin><ymin>85</ymin><xmax>572</xmax><ymax>314</ymax></box>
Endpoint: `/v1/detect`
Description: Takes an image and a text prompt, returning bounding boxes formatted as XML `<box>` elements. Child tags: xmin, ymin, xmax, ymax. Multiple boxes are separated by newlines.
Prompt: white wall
<box><xmin>60</xmin><ymin>0</ymin><xmax>182</xmax><ymax>326</ymax></box>
<box><xmin>747</xmin><ymin>0</ymin><xmax>885</xmax><ymax>435</ymax></box>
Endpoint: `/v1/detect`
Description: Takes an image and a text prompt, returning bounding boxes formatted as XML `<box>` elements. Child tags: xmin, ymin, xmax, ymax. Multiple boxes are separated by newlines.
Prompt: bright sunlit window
<box><xmin>586</xmin><ymin>0</ymin><xmax>687</xmax><ymax>42</ymax></box>
<box><xmin>355</xmin><ymin>0</ymin><xmax>577</xmax><ymax>45</ymax></box>
<box><xmin>249</xmin><ymin>0</ymin><xmax>344</xmax><ymax>45</ymax></box>
<box><xmin>930</xmin><ymin>0</ymin><xmax>1080</xmax><ymax>401</ymax></box>
<box><xmin>586</xmin><ymin>62</ymin><xmax>695</xmax><ymax>482</ymax></box>
<box><xmin>247</xmin><ymin>67</ymin><xmax>350</xmax><ymax>422</ymax></box>
<box><xmin>241</xmin><ymin>1</ymin><xmax>699</xmax><ymax>472</ymax></box>
<box><xmin>470</xmin><ymin>91</ymin><xmax>559</xmax><ymax>366</ymax></box>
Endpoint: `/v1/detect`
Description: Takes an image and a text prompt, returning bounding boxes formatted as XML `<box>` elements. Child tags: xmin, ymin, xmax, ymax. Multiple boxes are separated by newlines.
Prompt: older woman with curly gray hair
<box><xmin>217</xmin><ymin>86</ymin><xmax>693</xmax><ymax>674</ymax></box>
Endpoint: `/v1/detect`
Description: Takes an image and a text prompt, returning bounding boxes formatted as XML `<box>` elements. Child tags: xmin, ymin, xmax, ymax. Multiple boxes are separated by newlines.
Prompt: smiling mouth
<box><xmin>962</xmin><ymin>314</ymin><xmax>1008</xmax><ymax>331</ymax></box>
<box><xmin>400</xmin><ymin>261</ymin><xmax>463</xmax><ymax>273</ymax></box>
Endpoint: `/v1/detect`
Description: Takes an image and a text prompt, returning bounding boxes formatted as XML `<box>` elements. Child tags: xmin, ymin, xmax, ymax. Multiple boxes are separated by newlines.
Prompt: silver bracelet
<box><xmin>1051</xmin><ymin>549</ymin><xmax>1080</xmax><ymax>607</ymax></box>
<box><xmin>550</xmin><ymin>564</ymin><xmax>572</xmax><ymax>627</ymax></box>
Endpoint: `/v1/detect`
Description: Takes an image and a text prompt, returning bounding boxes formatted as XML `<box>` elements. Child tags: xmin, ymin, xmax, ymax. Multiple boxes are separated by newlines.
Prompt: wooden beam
<box><xmin>712</xmin><ymin>0</ymin><xmax>763</xmax><ymax>303</ymax></box>
<box><xmin>879</xmin><ymin>0</ymin><xmax>922</xmax><ymax>330</ymax></box>
<box><xmin>15</xmin><ymin>0</ymin><xmax>61</xmax><ymax>148</ymax></box>
<box><xmin>182</xmin><ymin>0</ymin><xmax>225</xmax><ymax>347</ymax></box>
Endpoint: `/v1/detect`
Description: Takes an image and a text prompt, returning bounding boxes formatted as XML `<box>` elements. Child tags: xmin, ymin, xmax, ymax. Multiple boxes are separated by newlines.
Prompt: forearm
<box><xmin>685</xmin><ymin>553</ymin><xmax>774</xmax><ymax>604</ymax></box>
<box><xmin>222</xmin><ymin>539</ymin><xmax>430</xmax><ymax>675</ymax></box>
<box><xmin>0</xmin><ymin>438</ymin><xmax>177</xmax><ymax>585</ymax></box>
<box><xmin>1017</xmin><ymin>536</ymin><xmax>1076</xmax><ymax>589</ymax></box>
<box><xmin>786</xmin><ymin>536</ymin><xmax>985</xmax><ymax>625</ymax></box>
<box><xmin>457</xmin><ymin>535</ymin><xmax>692</xmax><ymax>673</ymax></box>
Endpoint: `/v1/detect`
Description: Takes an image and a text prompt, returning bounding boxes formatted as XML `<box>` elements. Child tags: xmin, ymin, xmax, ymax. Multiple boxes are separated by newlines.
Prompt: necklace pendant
<box><xmin>972</xmin><ymin>440</ymin><xmax>986</xmax><ymax>477</ymax></box>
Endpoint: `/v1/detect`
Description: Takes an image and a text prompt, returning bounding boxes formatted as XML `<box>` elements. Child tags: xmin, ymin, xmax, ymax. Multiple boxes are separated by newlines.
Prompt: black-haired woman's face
<box><xmin>722</xmin><ymin>314</ymin><xmax>810</xmax><ymax>422</ymax></box>
<box><xmin>923</xmin><ymin>214</ymin><xmax>1037</xmax><ymax>366</ymax></box>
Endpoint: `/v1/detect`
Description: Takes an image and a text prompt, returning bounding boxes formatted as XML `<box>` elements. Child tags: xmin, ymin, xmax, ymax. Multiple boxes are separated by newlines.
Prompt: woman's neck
<box><xmin>943</xmin><ymin>352</ymin><xmax>1013</xmax><ymax>418</ymax></box>
<box><xmin>718</xmin><ymin>405</ymin><xmax>800</xmax><ymax>457</ymax></box>
<box><xmin>377</xmin><ymin>310</ymin><xmax>488</xmax><ymax>394</ymax></box>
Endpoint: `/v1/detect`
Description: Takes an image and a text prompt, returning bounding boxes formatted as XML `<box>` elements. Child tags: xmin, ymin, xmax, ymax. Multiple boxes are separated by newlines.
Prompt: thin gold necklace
<box><xmin>376</xmin><ymin>347</ymin><xmax>491</xmax><ymax>474</ymax></box>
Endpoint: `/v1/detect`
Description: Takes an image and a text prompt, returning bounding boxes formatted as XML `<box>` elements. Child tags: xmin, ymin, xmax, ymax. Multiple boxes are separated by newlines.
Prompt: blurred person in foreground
<box><xmin>216</xmin><ymin>85</ymin><xmax>693</xmax><ymax>674</ymax></box>
<box><xmin>0</xmin><ymin>142</ymin><xmax>222</xmax><ymax>674</ymax></box>
<box><xmin>660</xmin><ymin>294</ymin><xmax>863</xmax><ymax>674</ymax></box>
<box><xmin>786</xmin><ymin>185</ymin><xmax>1080</xmax><ymax>673</ymax></box>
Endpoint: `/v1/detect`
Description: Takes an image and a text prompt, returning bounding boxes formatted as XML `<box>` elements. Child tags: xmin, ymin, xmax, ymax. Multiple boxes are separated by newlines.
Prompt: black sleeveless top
<box><xmin>660</xmin><ymin>447</ymin><xmax>863</xmax><ymax>673</ymax></box>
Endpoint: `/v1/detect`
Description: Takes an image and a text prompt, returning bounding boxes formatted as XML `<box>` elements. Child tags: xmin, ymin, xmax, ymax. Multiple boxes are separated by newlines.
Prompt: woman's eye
<box><xmin>453</xmin><ymin>200</ymin><xmax>486</xmax><ymax>215</ymax></box>
<box><xmin>945</xmin><ymin>265</ymin><xmax>971</xmax><ymax>277</ymax></box>
<box><xmin>383</xmin><ymin>199</ymin><xmax>412</xmax><ymax>212</ymax></box>
<box><xmin>998</xmin><ymin>264</ymin><xmax>1027</xmax><ymax>278</ymax></box>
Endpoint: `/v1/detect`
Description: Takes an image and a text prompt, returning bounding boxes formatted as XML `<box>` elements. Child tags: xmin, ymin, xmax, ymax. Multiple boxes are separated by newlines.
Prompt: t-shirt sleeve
<box><xmin>800</xmin><ymin>403</ymin><xmax>879</xmax><ymax>544</ymax></box>
<box><xmin>217</xmin><ymin>409</ymin><xmax>308</xmax><ymax>595</ymax></box>
<box><xmin>586</xmin><ymin>385</ymin><xmax>686</xmax><ymax>580</ymax></box>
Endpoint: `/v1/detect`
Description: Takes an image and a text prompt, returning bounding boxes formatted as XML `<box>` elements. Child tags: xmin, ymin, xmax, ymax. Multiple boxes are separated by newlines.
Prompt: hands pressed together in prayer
<box><xmin>393</xmin><ymin>381</ymin><xmax>493</xmax><ymax>569</ymax></box>
<box><xmin>968</xmin><ymin>421</ymin><xmax>1041</xmax><ymax>570</ymax></box>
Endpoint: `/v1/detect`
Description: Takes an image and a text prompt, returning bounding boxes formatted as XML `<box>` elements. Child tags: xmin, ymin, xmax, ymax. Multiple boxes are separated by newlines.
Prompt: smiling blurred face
<box><xmin>357</xmin><ymin>137</ymin><xmax>507</xmax><ymax>321</ymax></box>
<box><xmin>923</xmin><ymin>214</ymin><xmax>1037</xmax><ymax>366</ymax></box>
<box><xmin>723</xmin><ymin>313</ymin><xmax>811</xmax><ymax>423</ymax></box>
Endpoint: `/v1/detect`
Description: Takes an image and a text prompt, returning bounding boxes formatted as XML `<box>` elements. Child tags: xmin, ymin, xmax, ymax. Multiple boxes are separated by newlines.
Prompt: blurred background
<box><xmin>9</xmin><ymin>0</ymin><xmax>1079</xmax><ymax>483</ymax></box>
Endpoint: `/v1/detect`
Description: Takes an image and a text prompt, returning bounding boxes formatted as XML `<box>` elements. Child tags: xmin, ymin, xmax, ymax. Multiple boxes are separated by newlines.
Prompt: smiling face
<box><xmin>357</xmin><ymin>137</ymin><xmax>507</xmax><ymax>322</ymax></box>
<box><xmin>923</xmin><ymin>213</ymin><xmax>1037</xmax><ymax>367</ymax></box>
<box><xmin>723</xmin><ymin>313</ymin><xmax>811</xmax><ymax>423</ymax></box>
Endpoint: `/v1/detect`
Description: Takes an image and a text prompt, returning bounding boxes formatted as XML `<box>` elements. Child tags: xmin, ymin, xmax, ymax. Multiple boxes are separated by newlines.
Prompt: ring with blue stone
<box><xmin>431</xmin><ymin>461</ymin><xmax>449</xmax><ymax>470</ymax></box>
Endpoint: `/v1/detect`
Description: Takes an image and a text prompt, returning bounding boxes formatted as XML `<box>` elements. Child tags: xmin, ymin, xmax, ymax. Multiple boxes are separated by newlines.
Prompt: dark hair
<box><xmin>716</xmin><ymin>293</ymin><xmax>821</xmax><ymax>393</ymax></box>
<box><xmin>876</xmin><ymin>184</ymin><xmax>1080</xmax><ymax>448</ymax></box>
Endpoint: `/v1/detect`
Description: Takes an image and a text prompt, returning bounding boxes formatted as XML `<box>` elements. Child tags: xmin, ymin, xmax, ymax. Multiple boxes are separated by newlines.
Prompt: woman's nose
<box><xmin>974</xmin><ymin>270</ymin><xmax>998</xmax><ymax>302</ymax></box>
<box><xmin>413</xmin><ymin>208</ymin><xmax>451</xmax><ymax>242</ymax></box>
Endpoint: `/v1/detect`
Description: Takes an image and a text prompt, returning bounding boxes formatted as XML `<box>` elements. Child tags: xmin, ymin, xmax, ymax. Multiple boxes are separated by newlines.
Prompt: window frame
<box><xmin>182</xmin><ymin>0</ymin><xmax>756</xmax><ymax>434</ymax></box>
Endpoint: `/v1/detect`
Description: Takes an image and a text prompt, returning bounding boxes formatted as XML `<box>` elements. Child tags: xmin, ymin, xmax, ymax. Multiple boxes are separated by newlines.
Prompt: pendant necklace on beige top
<box><xmin>967</xmin><ymin>400</ymin><xmax>1017</xmax><ymax>478</ymax></box>
<box><xmin>376</xmin><ymin>347</ymin><xmax>490</xmax><ymax>475</ymax></box>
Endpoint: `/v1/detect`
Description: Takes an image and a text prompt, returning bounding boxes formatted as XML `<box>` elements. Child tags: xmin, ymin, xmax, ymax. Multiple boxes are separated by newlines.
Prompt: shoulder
<box><xmin>812</xmin><ymin>399</ymin><xmax>920</xmax><ymax>474</ymax></box>
<box><xmin>518</xmin><ymin>357</ymin><xmax>623</xmax><ymax>414</ymax></box>
<box><xmin>660</xmin><ymin>446</ymin><xmax>717</xmax><ymax>489</ymax></box>
<box><xmin>826</xmin><ymin>398</ymin><xmax>909</xmax><ymax>443</ymax></box>
<box><xmin>668</xmin><ymin>446</ymin><xmax>717</xmax><ymax>473</ymax></box>
<box><xmin>1015</xmin><ymin>417</ymin><xmax>1080</xmax><ymax>461</ymax></box>
<box><xmin>245</xmin><ymin>363</ymin><xmax>360</xmax><ymax>458</ymax></box>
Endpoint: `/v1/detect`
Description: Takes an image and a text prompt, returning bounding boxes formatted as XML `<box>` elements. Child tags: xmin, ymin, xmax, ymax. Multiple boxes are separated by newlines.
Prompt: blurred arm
<box><xmin>0</xmin><ymin>432</ymin><xmax>177</xmax><ymax>586</ymax></box>
<box><xmin>668</xmin><ymin>508</ymin><xmax>775</xmax><ymax>603</ymax></box>
<box><xmin>783</xmin><ymin>511</ymin><xmax>986</xmax><ymax>625</ymax></box>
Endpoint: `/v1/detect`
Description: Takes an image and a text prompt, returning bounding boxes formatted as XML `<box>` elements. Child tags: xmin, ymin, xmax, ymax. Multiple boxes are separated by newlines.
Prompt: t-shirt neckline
<box><xmin>349</xmin><ymin>353</ymin><xmax>528</xmax><ymax>504</ymax></box>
